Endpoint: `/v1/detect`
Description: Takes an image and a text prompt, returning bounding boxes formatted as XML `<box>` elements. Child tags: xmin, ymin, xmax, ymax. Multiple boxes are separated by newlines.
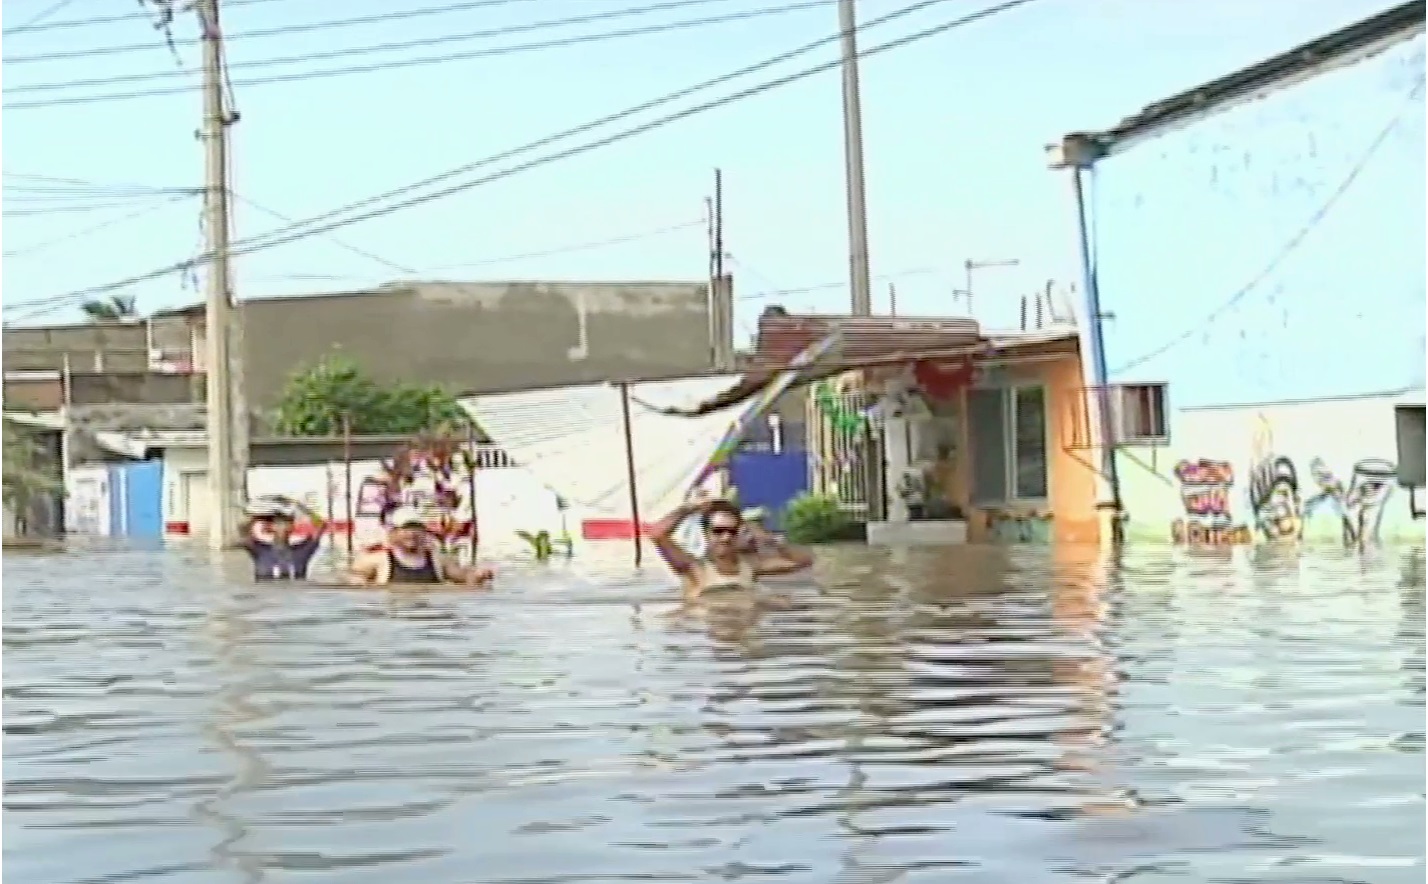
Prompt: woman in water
<box><xmin>239</xmin><ymin>496</ymin><xmax>328</xmax><ymax>581</ymax></box>
<box><xmin>346</xmin><ymin>505</ymin><xmax>495</xmax><ymax>587</ymax></box>
<box><xmin>651</xmin><ymin>496</ymin><xmax>813</xmax><ymax>602</ymax></box>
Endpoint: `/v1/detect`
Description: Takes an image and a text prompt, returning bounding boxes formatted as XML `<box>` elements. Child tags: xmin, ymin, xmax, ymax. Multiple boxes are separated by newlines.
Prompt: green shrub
<box><xmin>782</xmin><ymin>493</ymin><xmax>852</xmax><ymax>544</ymax></box>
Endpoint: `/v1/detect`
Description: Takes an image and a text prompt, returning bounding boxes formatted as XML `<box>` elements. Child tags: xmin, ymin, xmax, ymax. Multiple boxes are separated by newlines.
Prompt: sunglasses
<box><xmin>708</xmin><ymin>525</ymin><xmax>740</xmax><ymax>537</ymax></box>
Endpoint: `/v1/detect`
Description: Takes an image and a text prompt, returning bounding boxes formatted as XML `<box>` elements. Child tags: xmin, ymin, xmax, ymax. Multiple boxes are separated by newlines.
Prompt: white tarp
<box><xmin>462</xmin><ymin>375</ymin><xmax>746</xmax><ymax>526</ymax></box>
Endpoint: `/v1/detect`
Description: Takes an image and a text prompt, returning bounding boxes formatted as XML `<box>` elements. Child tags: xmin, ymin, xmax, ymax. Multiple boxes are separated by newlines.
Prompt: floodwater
<box><xmin>3</xmin><ymin>542</ymin><xmax>1425</xmax><ymax>884</ymax></box>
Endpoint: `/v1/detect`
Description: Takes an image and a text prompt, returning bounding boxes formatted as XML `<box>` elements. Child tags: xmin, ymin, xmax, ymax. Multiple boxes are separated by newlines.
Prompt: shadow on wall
<box><xmin>1117</xmin><ymin>397</ymin><xmax>1424</xmax><ymax>547</ymax></box>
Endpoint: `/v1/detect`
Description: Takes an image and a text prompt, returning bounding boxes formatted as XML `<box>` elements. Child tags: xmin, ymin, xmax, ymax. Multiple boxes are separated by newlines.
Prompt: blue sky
<box><xmin>0</xmin><ymin>0</ymin><xmax>1412</xmax><ymax>342</ymax></box>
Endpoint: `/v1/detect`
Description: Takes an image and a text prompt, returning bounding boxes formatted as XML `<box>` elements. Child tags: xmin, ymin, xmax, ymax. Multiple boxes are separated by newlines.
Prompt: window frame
<box><xmin>969</xmin><ymin>381</ymin><xmax>1051</xmax><ymax>506</ymax></box>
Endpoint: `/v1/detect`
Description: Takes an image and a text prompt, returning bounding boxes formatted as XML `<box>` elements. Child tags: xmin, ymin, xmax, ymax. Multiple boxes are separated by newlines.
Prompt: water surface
<box><xmin>4</xmin><ymin>543</ymin><xmax>1424</xmax><ymax>883</ymax></box>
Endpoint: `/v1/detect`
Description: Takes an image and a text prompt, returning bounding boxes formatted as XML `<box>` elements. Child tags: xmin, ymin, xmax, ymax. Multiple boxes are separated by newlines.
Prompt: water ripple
<box><xmin>3</xmin><ymin>544</ymin><xmax>1424</xmax><ymax>883</ymax></box>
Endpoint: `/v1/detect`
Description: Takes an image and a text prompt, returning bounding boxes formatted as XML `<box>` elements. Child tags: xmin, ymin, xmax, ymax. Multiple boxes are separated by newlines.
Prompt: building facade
<box><xmin>1060</xmin><ymin>8</ymin><xmax>1426</xmax><ymax>547</ymax></box>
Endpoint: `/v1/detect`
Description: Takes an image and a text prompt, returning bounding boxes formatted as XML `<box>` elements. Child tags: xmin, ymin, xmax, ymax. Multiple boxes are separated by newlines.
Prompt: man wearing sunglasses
<box><xmin>651</xmin><ymin>494</ymin><xmax>813</xmax><ymax>601</ymax></box>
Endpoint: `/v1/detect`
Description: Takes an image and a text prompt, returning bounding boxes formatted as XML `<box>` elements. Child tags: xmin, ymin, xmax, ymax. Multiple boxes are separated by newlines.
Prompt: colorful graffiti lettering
<box><xmin>1305</xmin><ymin>457</ymin><xmax>1397</xmax><ymax>547</ymax></box>
<box><xmin>1171</xmin><ymin>458</ymin><xmax>1252</xmax><ymax>545</ymax></box>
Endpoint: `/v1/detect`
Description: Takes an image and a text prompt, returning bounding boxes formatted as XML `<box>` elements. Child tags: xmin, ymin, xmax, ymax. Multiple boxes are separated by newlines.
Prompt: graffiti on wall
<box><xmin>1304</xmin><ymin>457</ymin><xmax>1397</xmax><ymax>546</ymax></box>
<box><xmin>1172</xmin><ymin>458</ymin><xmax>1252</xmax><ymax>545</ymax></box>
<box><xmin>1171</xmin><ymin>455</ymin><xmax>1399</xmax><ymax>547</ymax></box>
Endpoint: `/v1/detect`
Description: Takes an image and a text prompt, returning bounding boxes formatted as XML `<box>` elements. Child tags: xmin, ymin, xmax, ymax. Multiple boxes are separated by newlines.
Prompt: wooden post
<box><xmin>618</xmin><ymin>382</ymin><xmax>643</xmax><ymax>568</ymax></box>
<box><xmin>466</xmin><ymin>422</ymin><xmax>480</xmax><ymax>567</ymax></box>
<box><xmin>341</xmin><ymin>414</ymin><xmax>354</xmax><ymax>557</ymax></box>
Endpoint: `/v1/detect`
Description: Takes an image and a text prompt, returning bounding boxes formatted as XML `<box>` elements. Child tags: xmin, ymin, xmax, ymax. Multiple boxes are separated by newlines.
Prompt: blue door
<box><xmin>110</xmin><ymin>461</ymin><xmax>165</xmax><ymax>539</ymax></box>
<box><xmin>729</xmin><ymin>450</ymin><xmax>810</xmax><ymax>530</ymax></box>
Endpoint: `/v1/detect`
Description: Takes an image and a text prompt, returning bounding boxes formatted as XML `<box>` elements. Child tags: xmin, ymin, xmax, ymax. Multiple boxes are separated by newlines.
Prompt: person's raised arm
<box><xmin>283</xmin><ymin>496</ymin><xmax>328</xmax><ymax>538</ymax></box>
<box><xmin>650</xmin><ymin>501</ymin><xmax>700</xmax><ymax>574</ymax></box>
<box><xmin>748</xmin><ymin>523</ymin><xmax>814</xmax><ymax>577</ymax></box>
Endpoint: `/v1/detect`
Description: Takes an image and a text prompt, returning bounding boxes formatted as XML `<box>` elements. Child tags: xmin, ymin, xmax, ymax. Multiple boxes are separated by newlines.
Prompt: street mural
<box><xmin>1163</xmin><ymin>417</ymin><xmax>1404</xmax><ymax>548</ymax></box>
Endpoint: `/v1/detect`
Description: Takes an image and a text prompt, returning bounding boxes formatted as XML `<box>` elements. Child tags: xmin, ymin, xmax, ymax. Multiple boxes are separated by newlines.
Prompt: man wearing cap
<box><xmin>347</xmin><ymin>505</ymin><xmax>495</xmax><ymax>587</ymax></box>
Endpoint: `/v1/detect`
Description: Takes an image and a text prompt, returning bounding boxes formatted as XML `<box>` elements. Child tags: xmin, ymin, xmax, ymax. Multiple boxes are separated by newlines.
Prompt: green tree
<box><xmin>3</xmin><ymin>419</ymin><xmax>60</xmax><ymax>523</ymax></box>
<box><xmin>79</xmin><ymin>294</ymin><xmax>138</xmax><ymax>322</ymax></box>
<box><xmin>272</xmin><ymin>355</ymin><xmax>474</xmax><ymax>437</ymax></box>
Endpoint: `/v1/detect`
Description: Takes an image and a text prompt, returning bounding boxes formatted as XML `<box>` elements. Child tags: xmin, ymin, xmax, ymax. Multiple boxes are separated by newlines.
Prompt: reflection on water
<box><xmin>4</xmin><ymin>543</ymin><xmax>1424</xmax><ymax>883</ymax></box>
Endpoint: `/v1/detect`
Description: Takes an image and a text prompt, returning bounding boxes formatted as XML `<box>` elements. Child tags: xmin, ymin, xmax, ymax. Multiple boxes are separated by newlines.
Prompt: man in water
<box><xmin>240</xmin><ymin>496</ymin><xmax>327</xmax><ymax>581</ymax></box>
<box><xmin>347</xmin><ymin>505</ymin><xmax>495</xmax><ymax>587</ymax></box>
<box><xmin>651</xmin><ymin>496</ymin><xmax>813</xmax><ymax>601</ymax></box>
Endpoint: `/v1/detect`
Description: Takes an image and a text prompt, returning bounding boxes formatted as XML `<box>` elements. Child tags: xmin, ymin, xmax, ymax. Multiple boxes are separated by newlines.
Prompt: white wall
<box><xmin>1118</xmin><ymin>390</ymin><xmax>1426</xmax><ymax>545</ymax></box>
<box><xmin>64</xmin><ymin>465</ymin><xmax>112</xmax><ymax>536</ymax></box>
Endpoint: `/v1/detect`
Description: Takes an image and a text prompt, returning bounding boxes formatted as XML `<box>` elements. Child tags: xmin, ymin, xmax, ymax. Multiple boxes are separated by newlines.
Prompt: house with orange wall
<box><xmin>740</xmin><ymin>310</ymin><xmax>1105</xmax><ymax>545</ymax></box>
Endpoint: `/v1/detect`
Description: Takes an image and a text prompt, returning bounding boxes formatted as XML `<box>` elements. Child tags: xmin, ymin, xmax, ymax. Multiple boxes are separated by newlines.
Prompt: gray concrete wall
<box><xmin>227</xmin><ymin>281</ymin><xmax>716</xmax><ymax>408</ymax></box>
<box><xmin>2</xmin><ymin>317</ymin><xmax>193</xmax><ymax>373</ymax></box>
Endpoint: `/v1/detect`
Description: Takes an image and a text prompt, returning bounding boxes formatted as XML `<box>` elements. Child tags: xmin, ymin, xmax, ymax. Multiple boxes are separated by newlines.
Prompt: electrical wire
<box><xmin>6</xmin><ymin>0</ymin><xmax>83</xmax><ymax>33</ymax></box>
<box><xmin>3</xmin><ymin>193</ymin><xmax>198</xmax><ymax>259</ymax></box>
<box><xmin>5</xmin><ymin>0</ymin><xmax>739</xmax><ymax>65</ymax></box>
<box><xmin>249</xmin><ymin>220</ymin><xmax>704</xmax><ymax>281</ymax></box>
<box><xmin>5</xmin><ymin>0</ymin><xmax>1042</xmax><ymax>316</ymax></box>
<box><xmin>6</xmin><ymin>0</ymin><xmax>835</xmax><ymax>105</ymax></box>
<box><xmin>210</xmin><ymin>0</ymin><xmax>957</xmax><ymax>255</ymax></box>
<box><xmin>1110</xmin><ymin>83</ymin><xmax>1424</xmax><ymax>376</ymax></box>
<box><xmin>1</xmin><ymin>0</ymin><xmax>317</xmax><ymax>36</ymax></box>
<box><xmin>5</xmin><ymin>201</ymin><xmax>190</xmax><ymax>217</ymax></box>
<box><xmin>231</xmin><ymin>193</ymin><xmax>418</xmax><ymax>274</ymax></box>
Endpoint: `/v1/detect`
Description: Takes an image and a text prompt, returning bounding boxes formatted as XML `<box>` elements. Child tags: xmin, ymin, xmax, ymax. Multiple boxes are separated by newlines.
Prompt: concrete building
<box><xmin>1051</xmin><ymin>2</ymin><xmax>1427</xmax><ymax>546</ymax></box>
<box><xmin>153</xmin><ymin>280</ymin><xmax>728</xmax><ymax>408</ymax></box>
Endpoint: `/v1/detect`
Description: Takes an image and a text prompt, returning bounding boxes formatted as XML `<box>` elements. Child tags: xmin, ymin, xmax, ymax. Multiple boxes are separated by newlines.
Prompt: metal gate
<box><xmin>807</xmin><ymin>381</ymin><xmax>885</xmax><ymax>521</ymax></box>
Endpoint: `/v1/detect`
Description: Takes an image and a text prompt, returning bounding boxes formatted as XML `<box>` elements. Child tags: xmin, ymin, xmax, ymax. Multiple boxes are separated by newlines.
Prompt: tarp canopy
<box><xmin>462</xmin><ymin>375</ymin><xmax>747</xmax><ymax>525</ymax></box>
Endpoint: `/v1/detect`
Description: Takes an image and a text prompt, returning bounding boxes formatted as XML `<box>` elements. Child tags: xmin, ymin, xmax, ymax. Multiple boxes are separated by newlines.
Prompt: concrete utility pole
<box><xmin>838</xmin><ymin>0</ymin><xmax>873</xmax><ymax>316</ymax></box>
<box><xmin>199</xmin><ymin>0</ymin><xmax>244</xmax><ymax>549</ymax></box>
<box><xmin>707</xmin><ymin>168</ymin><xmax>735</xmax><ymax>370</ymax></box>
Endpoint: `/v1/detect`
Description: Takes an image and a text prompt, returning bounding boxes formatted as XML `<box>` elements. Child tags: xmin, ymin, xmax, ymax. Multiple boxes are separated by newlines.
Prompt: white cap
<box><xmin>387</xmin><ymin>505</ymin><xmax>426</xmax><ymax>529</ymax></box>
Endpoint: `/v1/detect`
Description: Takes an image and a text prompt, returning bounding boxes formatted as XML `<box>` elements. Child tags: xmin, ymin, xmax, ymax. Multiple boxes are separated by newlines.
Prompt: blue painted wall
<box><xmin>1092</xmin><ymin>37</ymin><xmax>1425</xmax><ymax>408</ymax></box>
<box><xmin>730</xmin><ymin>450</ymin><xmax>810</xmax><ymax>530</ymax></box>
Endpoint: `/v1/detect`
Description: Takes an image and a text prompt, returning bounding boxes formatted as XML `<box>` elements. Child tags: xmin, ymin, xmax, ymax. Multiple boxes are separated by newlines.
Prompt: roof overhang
<box><xmin>1049</xmin><ymin>1</ymin><xmax>1426</xmax><ymax>167</ymax></box>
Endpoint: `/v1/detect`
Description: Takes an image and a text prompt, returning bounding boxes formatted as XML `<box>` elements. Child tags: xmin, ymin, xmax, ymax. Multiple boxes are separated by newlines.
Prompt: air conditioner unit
<box><xmin>1107</xmin><ymin>383</ymin><xmax>1170</xmax><ymax>445</ymax></box>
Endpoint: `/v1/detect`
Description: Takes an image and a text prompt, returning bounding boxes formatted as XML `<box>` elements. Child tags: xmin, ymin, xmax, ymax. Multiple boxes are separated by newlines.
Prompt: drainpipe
<box><xmin>1050</xmin><ymin>134</ymin><xmax>1125</xmax><ymax>544</ymax></box>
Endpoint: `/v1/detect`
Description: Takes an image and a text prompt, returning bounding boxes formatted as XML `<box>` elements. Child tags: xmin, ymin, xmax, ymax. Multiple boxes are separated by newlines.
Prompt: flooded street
<box><xmin>4</xmin><ymin>543</ymin><xmax>1424</xmax><ymax>884</ymax></box>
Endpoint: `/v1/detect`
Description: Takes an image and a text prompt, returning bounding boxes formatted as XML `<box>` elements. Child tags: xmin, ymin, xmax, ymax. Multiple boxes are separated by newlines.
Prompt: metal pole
<box><xmin>342</xmin><ymin>414</ymin><xmax>354</xmax><ymax>557</ymax></box>
<box><xmin>838</xmin><ymin>0</ymin><xmax>873</xmax><ymax>316</ymax></box>
<box><xmin>199</xmin><ymin>0</ymin><xmax>239</xmax><ymax>550</ymax></box>
<box><xmin>888</xmin><ymin>282</ymin><xmax>898</xmax><ymax>317</ymax></box>
<box><xmin>1069</xmin><ymin>166</ymin><xmax>1124</xmax><ymax>542</ymax></box>
<box><xmin>964</xmin><ymin>258</ymin><xmax>1021</xmax><ymax>320</ymax></box>
<box><xmin>618</xmin><ymin>382</ymin><xmax>644</xmax><ymax>568</ymax></box>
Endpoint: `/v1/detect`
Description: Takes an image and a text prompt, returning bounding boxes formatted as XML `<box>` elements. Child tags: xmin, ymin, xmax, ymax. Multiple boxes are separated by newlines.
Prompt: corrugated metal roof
<box><xmin>748</xmin><ymin>313</ymin><xmax>981</xmax><ymax>370</ymax></box>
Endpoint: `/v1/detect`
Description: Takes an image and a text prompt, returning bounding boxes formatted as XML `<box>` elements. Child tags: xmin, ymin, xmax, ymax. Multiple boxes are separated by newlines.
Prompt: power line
<box><xmin>213</xmin><ymin>0</ymin><xmax>957</xmax><ymax>257</ymax></box>
<box><xmin>1</xmin><ymin>0</ymin><xmax>311</xmax><ymax>35</ymax></box>
<box><xmin>246</xmin><ymin>220</ymin><xmax>704</xmax><ymax>281</ymax></box>
<box><xmin>1111</xmin><ymin>83</ymin><xmax>1424</xmax><ymax>377</ymax></box>
<box><xmin>3</xmin><ymin>193</ymin><xmax>198</xmax><ymax>259</ymax></box>
<box><xmin>230</xmin><ymin>193</ymin><xmax>418</xmax><ymax>275</ymax></box>
<box><xmin>5</xmin><ymin>0</ymin><xmax>736</xmax><ymax>65</ymax></box>
<box><xmin>7</xmin><ymin>0</ymin><xmax>1043</xmax><ymax>314</ymax></box>
<box><xmin>4</xmin><ymin>200</ymin><xmax>192</xmax><ymax>217</ymax></box>
<box><xmin>5</xmin><ymin>0</ymin><xmax>834</xmax><ymax>106</ymax></box>
<box><xmin>6</xmin><ymin>0</ymin><xmax>83</xmax><ymax>33</ymax></box>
